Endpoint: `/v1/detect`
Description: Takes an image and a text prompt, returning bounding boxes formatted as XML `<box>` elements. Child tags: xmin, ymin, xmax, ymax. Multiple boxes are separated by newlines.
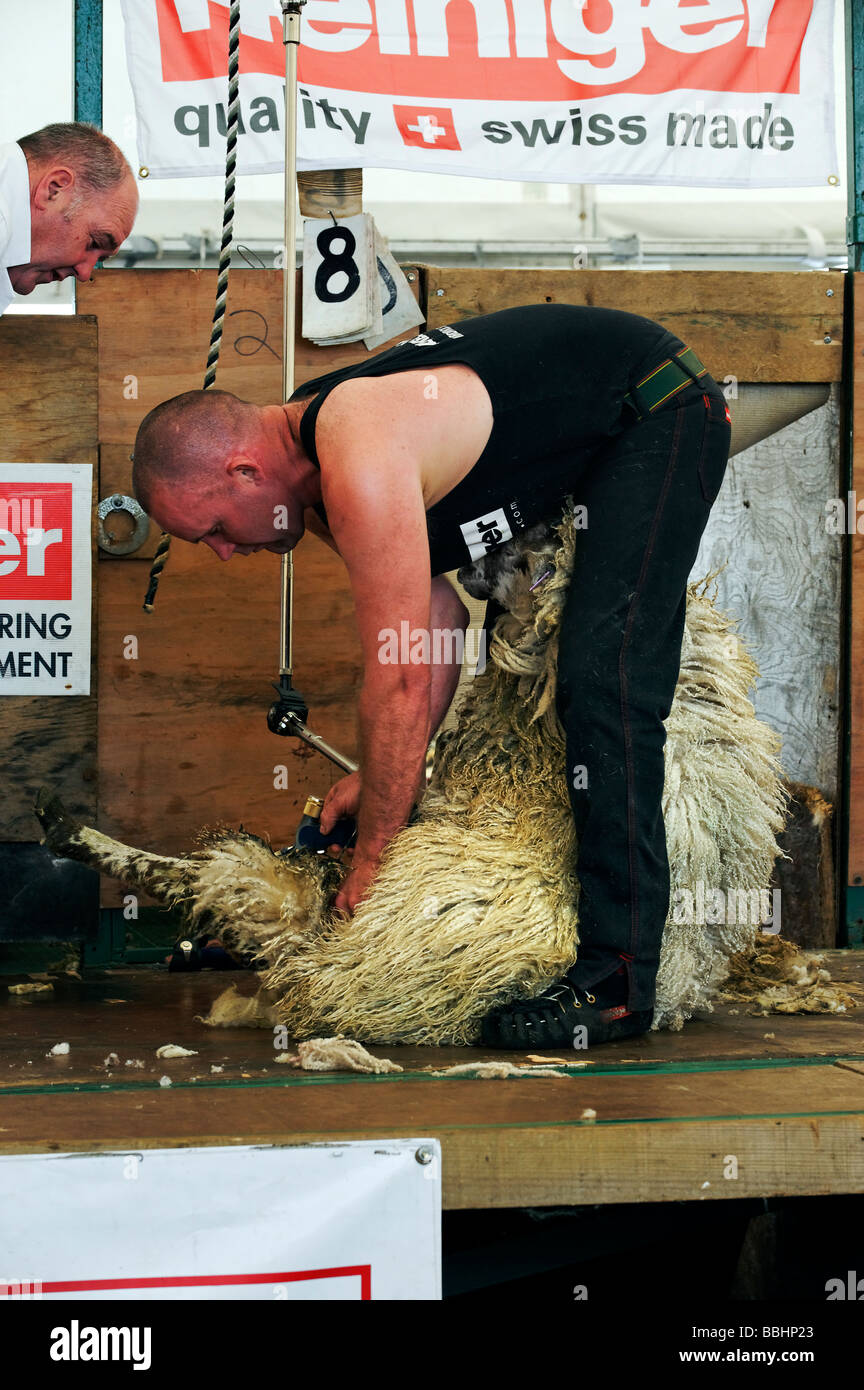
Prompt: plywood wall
<box><xmin>78</xmin><ymin>266</ymin><xmax>846</xmax><ymax>919</ymax></box>
<box><xmin>424</xmin><ymin>268</ymin><xmax>843</xmax><ymax>383</ymax></box>
<box><xmin>0</xmin><ymin>317</ymin><xmax>99</xmax><ymax>839</ymax></box>
<box><xmin>79</xmin><ymin>269</ymin><xmax>422</xmax><ymax>903</ymax></box>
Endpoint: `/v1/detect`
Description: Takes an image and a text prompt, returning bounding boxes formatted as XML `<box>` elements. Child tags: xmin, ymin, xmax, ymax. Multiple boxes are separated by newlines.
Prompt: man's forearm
<box><xmin>428</xmin><ymin>627</ymin><xmax>465</xmax><ymax>736</ymax></box>
<box><xmin>427</xmin><ymin>576</ymin><xmax>470</xmax><ymax>737</ymax></box>
<box><xmin>355</xmin><ymin>679</ymin><xmax>430</xmax><ymax>858</ymax></box>
<box><xmin>354</xmin><ymin>580</ymin><xmax>469</xmax><ymax>859</ymax></box>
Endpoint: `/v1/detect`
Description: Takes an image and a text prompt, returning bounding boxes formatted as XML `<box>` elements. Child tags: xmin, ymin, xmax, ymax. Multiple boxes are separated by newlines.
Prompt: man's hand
<box><xmin>332</xmin><ymin>849</ymin><xmax>382</xmax><ymax>917</ymax></box>
<box><xmin>320</xmin><ymin>771</ymin><xmax>361</xmax><ymax>841</ymax></box>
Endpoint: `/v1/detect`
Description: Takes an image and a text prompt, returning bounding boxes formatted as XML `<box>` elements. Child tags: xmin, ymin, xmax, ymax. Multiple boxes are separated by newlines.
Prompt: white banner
<box><xmin>120</xmin><ymin>0</ymin><xmax>839</xmax><ymax>188</ymax></box>
<box><xmin>0</xmin><ymin>464</ymin><xmax>92</xmax><ymax>696</ymax></box>
<box><xmin>0</xmin><ymin>1141</ymin><xmax>442</xmax><ymax>1302</ymax></box>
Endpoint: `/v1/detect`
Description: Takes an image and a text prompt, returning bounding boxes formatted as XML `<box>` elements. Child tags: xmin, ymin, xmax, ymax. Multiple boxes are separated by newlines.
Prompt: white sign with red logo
<box><xmin>120</xmin><ymin>0</ymin><xmax>839</xmax><ymax>187</ymax></box>
<box><xmin>0</xmin><ymin>1140</ymin><xmax>442</xmax><ymax>1302</ymax></box>
<box><xmin>0</xmin><ymin>465</ymin><xmax>92</xmax><ymax>697</ymax></box>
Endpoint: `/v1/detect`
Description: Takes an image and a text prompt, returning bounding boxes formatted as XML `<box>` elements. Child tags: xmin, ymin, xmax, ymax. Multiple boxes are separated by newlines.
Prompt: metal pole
<box><xmin>267</xmin><ymin>4</ymin><xmax>354</xmax><ymax>774</ymax></box>
<box><xmin>74</xmin><ymin>0</ymin><xmax>103</xmax><ymax>126</ymax></box>
<box><xmin>73</xmin><ymin>0</ymin><xmax>103</xmax><ymax>957</ymax></box>
<box><xmin>847</xmin><ymin>0</ymin><xmax>864</xmax><ymax>270</ymax></box>
<box><xmin>845</xmin><ymin>0</ymin><xmax>864</xmax><ymax>943</ymax></box>
<box><xmin>280</xmin><ymin>2</ymin><xmax>304</xmax><ymax>677</ymax></box>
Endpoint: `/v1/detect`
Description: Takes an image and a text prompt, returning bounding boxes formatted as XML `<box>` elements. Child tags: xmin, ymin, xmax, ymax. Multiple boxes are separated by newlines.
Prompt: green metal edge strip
<box><xmin>845</xmin><ymin>0</ymin><xmax>863</xmax><ymax>943</ymax></box>
<box><xmin>2</xmin><ymin>1052</ymin><xmax>863</xmax><ymax>1099</ymax></box>
<box><xmin>847</xmin><ymin>0</ymin><xmax>864</xmax><ymax>267</ymax></box>
<box><xmin>72</xmin><ymin>0</ymin><xmax>104</xmax><ymax>967</ymax></box>
<box><xmin>843</xmin><ymin>263</ymin><xmax>862</xmax><ymax>946</ymax></box>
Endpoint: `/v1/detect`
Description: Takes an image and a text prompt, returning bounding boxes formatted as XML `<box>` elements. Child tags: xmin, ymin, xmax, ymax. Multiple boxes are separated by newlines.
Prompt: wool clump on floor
<box><xmin>718</xmin><ymin>934</ymin><xmax>861</xmax><ymax>1015</ymax></box>
<box><xmin>274</xmin><ymin>1036</ymin><xmax>403</xmax><ymax>1073</ymax></box>
<box><xmin>428</xmin><ymin>1060</ymin><xmax>581</xmax><ymax>1079</ymax></box>
<box><xmin>35</xmin><ymin>505</ymin><xmax>851</xmax><ymax>1045</ymax></box>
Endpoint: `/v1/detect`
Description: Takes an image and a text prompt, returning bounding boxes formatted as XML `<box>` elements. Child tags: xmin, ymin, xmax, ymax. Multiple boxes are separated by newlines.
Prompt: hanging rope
<box><xmin>143</xmin><ymin>0</ymin><xmax>242</xmax><ymax>613</ymax></box>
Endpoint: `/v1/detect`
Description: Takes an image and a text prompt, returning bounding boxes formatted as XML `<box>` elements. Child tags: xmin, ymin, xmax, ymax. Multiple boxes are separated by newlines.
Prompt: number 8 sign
<box><xmin>302</xmin><ymin>212</ymin><xmax>379</xmax><ymax>344</ymax></box>
<box><xmin>314</xmin><ymin>225</ymin><xmax>361</xmax><ymax>305</ymax></box>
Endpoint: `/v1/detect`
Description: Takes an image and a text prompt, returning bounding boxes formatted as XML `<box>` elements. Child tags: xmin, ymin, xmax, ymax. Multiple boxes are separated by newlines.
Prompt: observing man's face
<box><xmin>146</xmin><ymin>467</ymin><xmax>303</xmax><ymax>562</ymax></box>
<box><xmin>8</xmin><ymin>168</ymin><xmax>138</xmax><ymax>294</ymax></box>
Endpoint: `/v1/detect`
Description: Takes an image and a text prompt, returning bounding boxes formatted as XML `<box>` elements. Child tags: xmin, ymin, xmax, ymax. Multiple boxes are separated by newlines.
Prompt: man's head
<box><xmin>132</xmin><ymin>390</ymin><xmax>304</xmax><ymax>560</ymax></box>
<box><xmin>10</xmin><ymin>122</ymin><xmax>138</xmax><ymax>294</ymax></box>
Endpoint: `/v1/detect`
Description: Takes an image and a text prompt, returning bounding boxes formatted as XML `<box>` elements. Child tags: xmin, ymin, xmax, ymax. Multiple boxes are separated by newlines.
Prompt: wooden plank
<box><xmin>96</xmin><ymin>530</ymin><xmax>360</xmax><ymax>888</ymax></box>
<box><xmin>77</xmin><ymin>267</ymin><xmax>841</xmax><ymax>901</ymax></box>
<box><xmin>0</xmin><ymin>317</ymin><xmax>99</xmax><ymax>841</ymax></box>
<box><xmin>423</xmin><ymin>268</ymin><xmax>843</xmax><ymax>382</ymax></box>
<box><xmin>849</xmin><ymin>273</ymin><xmax>864</xmax><ymax>883</ymax></box>
<box><xmin>78</xmin><ymin>269</ymin><xmax>424</xmax><ymax>900</ymax></box>
<box><xmin>78</xmin><ymin>267</ymin><xmax>423</xmax><ymax>443</ymax></box>
<box><xmin>0</xmin><ymin>1066</ymin><xmax>861</xmax><ymax>1208</ymax></box>
<box><xmin>0</xmin><ymin>954</ymin><xmax>861</xmax><ymax>1089</ymax></box>
<box><xmin>0</xmin><ymin>316</ymin><xmax>99</xmax><ymax>458</ymax></box>
<box><xmin>1</xmin><ymin>962</ymin><xmax>860</xmax><ymax>1207</ymax></box>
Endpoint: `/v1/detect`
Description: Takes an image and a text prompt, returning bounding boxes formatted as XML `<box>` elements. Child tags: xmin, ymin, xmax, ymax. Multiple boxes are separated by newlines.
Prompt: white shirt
<box><xmin>0</xmin><ymin>142</ymin><xmax>32</xmax><ymax>315</ymax></box>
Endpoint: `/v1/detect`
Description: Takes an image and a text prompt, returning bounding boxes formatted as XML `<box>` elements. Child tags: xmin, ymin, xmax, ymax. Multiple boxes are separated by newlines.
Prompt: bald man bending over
<box><xmin>132</xmin><ymin>304</ymin><xmax>731</xmax><ymax>1049</ymax></box>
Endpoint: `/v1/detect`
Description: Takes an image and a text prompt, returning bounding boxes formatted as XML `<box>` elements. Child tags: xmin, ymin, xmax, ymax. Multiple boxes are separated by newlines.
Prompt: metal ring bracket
<box><xmin>97</xmin><ymin>494</ymin><xmax>151</xmax><ymax>556</ymax></box>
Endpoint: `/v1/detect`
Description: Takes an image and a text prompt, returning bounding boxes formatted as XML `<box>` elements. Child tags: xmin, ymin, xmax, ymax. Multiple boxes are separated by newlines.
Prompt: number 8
<box><xmin>315</xmin><ymin>226</ymin><xmax>361</xmax><ymax>304</ymax></box>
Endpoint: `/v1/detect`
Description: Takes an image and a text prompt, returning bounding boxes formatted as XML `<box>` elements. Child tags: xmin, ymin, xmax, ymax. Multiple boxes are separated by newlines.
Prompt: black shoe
<box><xmin>480</xmin><ymin>976</ymin><xmax>654</xmax><ymax>1050</ymax></box>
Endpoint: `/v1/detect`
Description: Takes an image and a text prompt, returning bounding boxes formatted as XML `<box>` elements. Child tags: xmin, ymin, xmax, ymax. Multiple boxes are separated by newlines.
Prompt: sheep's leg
<box><xmin>34</xmin><ymin>788</ymin><xmax>196</xmax><ymax>905</ymax></box>
<box><xmin>34</xmin><ymin>788</ymin><xmax>331</xmax><ymax>967</ymax></box>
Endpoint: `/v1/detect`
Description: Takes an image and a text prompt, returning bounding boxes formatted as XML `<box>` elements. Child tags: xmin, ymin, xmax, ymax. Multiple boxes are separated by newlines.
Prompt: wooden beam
<box><xmin>0</xmin><ymin>1065</ymin><xmax>861</xmax><ymax>1208</ymax></box>
<box><xmin>78</xmin><ymin>270</ymin><xmax>422</xmax><ymax>900</ymax></box>
<box><xmin>423</xmin><ymin>268</ymin><xmax>843</xmax><ymax>382</ymax></box>
<box><xmin>0</xmin><ymin>317</ymin><xmax>99</xmax><ymax>840</ymax></box>
<box><xmin>1</xmin><ymin>963</ymin><xmax>861</xmax><ymax>1207</ymax></box>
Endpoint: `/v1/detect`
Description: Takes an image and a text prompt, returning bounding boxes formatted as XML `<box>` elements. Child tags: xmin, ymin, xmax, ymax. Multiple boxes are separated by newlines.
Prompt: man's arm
<box><xmin>428</xmin><ymin>575</ymin><xmax>469</xmax><ymax>736</ymax></box>
<box><xmin>303</xmin><ymin>513</ymin><xmax>468</xmax><ymax>742</ymax></box>
<box><xmin>314</xmin><ymin>421</ymin><xmax>440</xmax><ymax>880</ymax></box>
<box><xmin>302</xmin><ymin>506</ymin><xmax>339</xmax><ymax>551</ymax></box>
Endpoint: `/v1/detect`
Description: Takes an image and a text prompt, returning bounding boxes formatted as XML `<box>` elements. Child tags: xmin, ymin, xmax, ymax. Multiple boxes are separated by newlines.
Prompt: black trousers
<box><xmin>483</xmin><ymin>376</ymin><xmax>731</xmax><ymax>1012</ymax></box>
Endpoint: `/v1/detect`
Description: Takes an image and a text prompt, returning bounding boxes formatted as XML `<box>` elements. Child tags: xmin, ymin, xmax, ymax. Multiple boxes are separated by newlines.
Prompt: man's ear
<box><xmin>32</xmin><ymin>166</ymin><xmax>75</xmax><ymax>212</ymax></box>
<box><xmin>225</xmin><ymin>454</ymin><xmax>262</xmax><ymax>484</ymax></box>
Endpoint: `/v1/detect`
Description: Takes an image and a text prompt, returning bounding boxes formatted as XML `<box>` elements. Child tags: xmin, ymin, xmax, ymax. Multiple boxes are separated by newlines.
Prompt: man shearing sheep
<box><xmin>131</xmin><ymin>302</ymin><xmax>731</xmax><ymax>1047</ymax></box>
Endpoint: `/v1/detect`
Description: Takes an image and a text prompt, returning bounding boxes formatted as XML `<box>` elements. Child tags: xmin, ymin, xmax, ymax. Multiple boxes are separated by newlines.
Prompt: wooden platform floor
<box><xmin>1</xmin><ymin>954</ymin><xmax>863</xmax><ymax>1209</ymax></box>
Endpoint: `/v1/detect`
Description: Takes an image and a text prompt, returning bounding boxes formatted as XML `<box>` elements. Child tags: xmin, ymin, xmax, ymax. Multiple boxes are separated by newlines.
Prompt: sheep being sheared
<box><xmin>36</xmin><ymin>507</ymin><xmax>832</xmax><ymax>1044</ymax></box>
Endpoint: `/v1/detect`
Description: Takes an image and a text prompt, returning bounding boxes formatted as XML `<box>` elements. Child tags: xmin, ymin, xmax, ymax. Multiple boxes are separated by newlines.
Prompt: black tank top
<box><xmin>289</xmin><ymin>303</ymin><xmax>685</xmax><ymax>577</ymax></box>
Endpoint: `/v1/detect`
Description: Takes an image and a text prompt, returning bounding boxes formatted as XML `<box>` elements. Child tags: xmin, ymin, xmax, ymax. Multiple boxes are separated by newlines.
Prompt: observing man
<box><xmin>0</xmin><ymin>121</ymin><xmax>137</xmax><ymax>315</ymax></box>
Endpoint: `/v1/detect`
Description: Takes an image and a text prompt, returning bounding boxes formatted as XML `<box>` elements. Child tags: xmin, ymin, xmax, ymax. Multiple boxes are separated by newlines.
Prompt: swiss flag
<box><xmin>393</xmin><ymin>105</ymin><xmax>461</xmax><ymax>151</ymax></box>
